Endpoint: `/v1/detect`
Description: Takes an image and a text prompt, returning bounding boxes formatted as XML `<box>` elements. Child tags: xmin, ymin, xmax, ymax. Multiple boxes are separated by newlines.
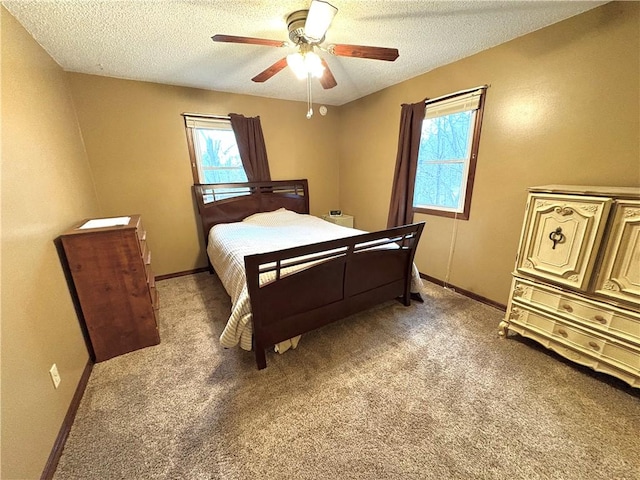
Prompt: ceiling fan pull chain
<box><xmin>306</xmin><ymin>72</ymin><xmax>313</xmax><ymax>119</ymax></box>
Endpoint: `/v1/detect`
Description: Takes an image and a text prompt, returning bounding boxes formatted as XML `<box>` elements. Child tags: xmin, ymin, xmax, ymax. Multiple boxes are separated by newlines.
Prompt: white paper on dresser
<box><xmin>79</xmin><ymin>216</ymin><xmax>130</xmax><ymax>229</ymax></box>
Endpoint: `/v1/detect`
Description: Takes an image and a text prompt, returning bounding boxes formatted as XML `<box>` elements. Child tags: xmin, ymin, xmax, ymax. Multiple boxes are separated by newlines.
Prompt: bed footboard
<box><xmin>244</xmin><ymin>222</ymin><xmax>424</xmax><ymax>369</ymax></box>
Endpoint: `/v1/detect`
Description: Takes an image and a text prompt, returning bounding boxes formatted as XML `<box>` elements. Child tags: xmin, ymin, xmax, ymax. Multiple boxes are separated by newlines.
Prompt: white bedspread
<box><xmin>207</xmin><ymin>208</ymin><xmax>423</xmax><ymax>352</ymax></box>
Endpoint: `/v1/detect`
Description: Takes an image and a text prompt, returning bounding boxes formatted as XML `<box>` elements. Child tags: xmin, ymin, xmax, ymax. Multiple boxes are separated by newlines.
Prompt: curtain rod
<box><xmin>425</xmin><ymin>84</ymin><xmax>489</xmax><ymax>106</ymax></box>
<box><xmin>181</xmin><ymin>112</ymin><xmax>230</xmax><ymax>120</ymax></box>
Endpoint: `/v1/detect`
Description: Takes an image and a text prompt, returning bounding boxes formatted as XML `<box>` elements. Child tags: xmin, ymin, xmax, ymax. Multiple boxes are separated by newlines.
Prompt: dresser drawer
<box><xmin>508</xmin><ymin>305</ymin><xmax>556</xmax><ymax>334</ymax></box>
<box><xmin>136</xmin><ymin>219</ymin><xmax>147</xmax><ymax>253</ymax></box>
<box><xmin>552</xmin><ymin>323</ymin><xmax>639</xmax><ymax>373</ymax></box>
<box><xmin>140</xmin><ymin>240</ymin><xmax>150</xmax><ymax>263</ymax></box>
<box><xmin>507</xmin><ymin>305</ymin><xmax>640</xmax><ymax>375</ymax></box>
<box><xmin>506</xmin><ymin>321</ymin><xmax>640</xmax><ymax>388</ymax></box>
<box><xmin>150</xmin><ymin>284</ymin><xmax>159</xmax><ymax>310</ymax></box>
<box><xmin>512</xmin><ymin>278</ymin><xmax>640</xmax><ymax>346</ymax></box>
<box><xmin>142</xmin><ymin>243</ymin><xmax>151</xmax><ymax>266</ymax></box>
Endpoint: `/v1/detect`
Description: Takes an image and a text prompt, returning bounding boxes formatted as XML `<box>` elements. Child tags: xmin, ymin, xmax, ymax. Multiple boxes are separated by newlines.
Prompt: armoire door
<box><xmin>595</xmin><ymin>200</ymin><xmax>640</xmax><ymax>308</ymax></box>
<box><xmin>516</xmin><ymin>194</ymin><xmax>611</xmax><ymax>291</ymax></box>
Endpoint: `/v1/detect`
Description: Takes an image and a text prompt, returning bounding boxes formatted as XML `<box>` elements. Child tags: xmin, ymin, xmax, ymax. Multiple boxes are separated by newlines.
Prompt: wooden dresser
<box><xmin>61</xmin><ymin>215</ymin><xmax>160</xmax><ymax>361</ymax></box>
<box><xmin>499</xmin><ymin>185</ymin><xmax>640</xmax><ymax>388</ymax></box>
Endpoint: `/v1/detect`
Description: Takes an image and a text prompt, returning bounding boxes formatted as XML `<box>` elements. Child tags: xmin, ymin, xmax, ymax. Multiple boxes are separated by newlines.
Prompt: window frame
<box><xmin>183</xmin><ymin>113</ymin><xmax>246</xmax><ymax>185</ymax></box>
<box><xmin>412</xmin><ymin>87</ymin><xmax>486</xmax><ymax>221</ymax></box>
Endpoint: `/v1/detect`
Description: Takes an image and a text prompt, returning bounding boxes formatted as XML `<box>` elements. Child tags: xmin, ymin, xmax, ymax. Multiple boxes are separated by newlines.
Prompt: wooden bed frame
<box><xmin>193</xmin><ymin>180</ymin><xmax>424</xmax><ymax>369</ymax></box>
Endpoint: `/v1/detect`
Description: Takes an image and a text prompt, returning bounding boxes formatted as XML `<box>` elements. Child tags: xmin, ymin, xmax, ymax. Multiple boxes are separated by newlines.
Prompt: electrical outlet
<box><xmin>49</xmin><ymin>364</ymin><xmax>61</xmax><ymax>389</ymax></box>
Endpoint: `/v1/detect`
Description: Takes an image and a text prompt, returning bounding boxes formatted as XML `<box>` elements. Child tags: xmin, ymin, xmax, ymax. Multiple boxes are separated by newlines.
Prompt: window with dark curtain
<box><xmin>387</xmin><ymin>86</ymin><xmax>487</xmax><ymax>226</ymax></box>
<box><xmin>182</xmin><ymin>114</ymin><xmax>247</xmax><ymax>185</ymax></box>
<box><xmin>229</xmin><ymin>113</ymin><xmax>272</xmax><ymax>182</ymax></box>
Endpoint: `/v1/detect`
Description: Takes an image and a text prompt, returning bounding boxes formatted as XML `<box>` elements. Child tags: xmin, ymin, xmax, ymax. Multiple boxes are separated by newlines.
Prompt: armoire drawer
<box><xmin>551</xmin><ymin>322</ymin><xmax>639</xmax><ymax>373</ymax></box>
<box><xmin>506</xmin><ymin>321</ymin><xmax>640</xmax><ymax>388</ymax></box>
<box><xmin>507</xmin><ymin>305</ymin><xmax>640</xmax><ymax>375</ymax></box>
<box><xmin>512</xmin><ymin>278</ymin><xmax>640</xmax><ymax>346</ymax></box>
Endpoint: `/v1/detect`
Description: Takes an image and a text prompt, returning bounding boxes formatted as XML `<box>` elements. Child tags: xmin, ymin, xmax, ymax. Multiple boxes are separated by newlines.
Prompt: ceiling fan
<box><xmin>212</xmin><ymin>0</ymin><xmax>399</xmax><ymax>117</ymax></box>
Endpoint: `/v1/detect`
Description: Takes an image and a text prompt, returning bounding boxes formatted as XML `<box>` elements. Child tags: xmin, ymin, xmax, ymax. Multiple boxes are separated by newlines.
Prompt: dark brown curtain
<box><xmin>386</xmin><ymin>102</ymin><xmax>426</xmax><ymax>228</ymax></box>
<box><xmin>229</xmin><ymin>113</ymin><xmax>272</xmax><ymax>182</ymax></box>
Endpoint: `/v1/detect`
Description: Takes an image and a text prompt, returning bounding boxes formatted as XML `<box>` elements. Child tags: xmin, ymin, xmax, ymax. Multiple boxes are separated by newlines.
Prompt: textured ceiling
<box><xmin>4</xmin><ymin>0</ymin><xmax>607</xmax><ymax>106</ymax></box>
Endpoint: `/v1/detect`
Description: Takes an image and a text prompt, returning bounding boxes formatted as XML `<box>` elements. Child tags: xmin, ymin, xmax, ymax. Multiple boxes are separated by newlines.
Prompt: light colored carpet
<box><xmin>54</xmin><ymin>272</ymin><xmax>640</xmax><ymax>479</ymax></box>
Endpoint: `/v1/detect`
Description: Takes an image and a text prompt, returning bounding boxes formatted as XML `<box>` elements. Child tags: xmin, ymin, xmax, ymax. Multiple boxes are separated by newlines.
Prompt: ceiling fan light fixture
<box><xmin>304</xmin><ymin>51</ymin><xmax>325</xmax><ymax>78</ymax></box>
<box><xmin>287</xmin><ymin>51</ymin><xmax>324</xmax><ymax>79</ymax></box>
<box><xmin>212</xmin><ymin>0</ymin><xmax>396</xmax><ymax>118</ymax></box>
<box><xmin>286</xmin><ymin>53</ymin><xmax>307</xmax><ymax>80</ymax></box>
<box><xmin>304</xmin><ymin>0</ymin><xmax>337</xmax><ymax>43</ymax></box>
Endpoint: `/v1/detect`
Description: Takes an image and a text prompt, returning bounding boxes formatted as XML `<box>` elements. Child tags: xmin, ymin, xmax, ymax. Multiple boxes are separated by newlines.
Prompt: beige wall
<box><xmin>1</xmin><ymin>8</ymin><xmax>100</xmax><ymax>479</ymax></box>
<box><xmin>339</xmin><ymin>1</ymin><xmax>640</xmax><ymax>305</ymax></box>
<box><xmin>2</xmin><ymin>2</ymin><xmax>639</xmax><ymax>478</ymax></box>
<box><xmin>66</xmin><ymin>74</ymin><xmax>341</xmax><ymax>275</ymax></box>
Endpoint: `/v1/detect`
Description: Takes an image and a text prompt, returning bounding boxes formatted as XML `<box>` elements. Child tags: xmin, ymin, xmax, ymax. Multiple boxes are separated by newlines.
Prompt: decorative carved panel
<box><xmin>516</xmin><ymin>194</ymin><xmax>612</xmax><ymax>291</ymax></box>
<box><xmin>595</xmin><ymin>201</ymin><xmax>640</xmax><ymax>306</ymax></box>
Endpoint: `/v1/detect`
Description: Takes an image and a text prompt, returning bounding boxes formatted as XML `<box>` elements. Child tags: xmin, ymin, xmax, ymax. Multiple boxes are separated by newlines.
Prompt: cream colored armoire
<box><xmin>500</xmin><ymin>185</ymin><xmax>640</xmax><ymax>388</ymax></box>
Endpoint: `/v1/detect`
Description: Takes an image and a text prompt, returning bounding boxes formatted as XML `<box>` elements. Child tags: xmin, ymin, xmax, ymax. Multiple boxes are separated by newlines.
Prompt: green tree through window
<box><xmin>414</xmin><ymin>112</ymin><xmax>472</xmax><ymax>209</ymax></box>
<box><xmin>195</xmin><ymin>128</ymin><xmax>247</xmax><ymax>184</ymax></box>
<box><xmin>183</xmin><ymin>115</ymin><xmax>248</xmax><ymax>184</ymax></box>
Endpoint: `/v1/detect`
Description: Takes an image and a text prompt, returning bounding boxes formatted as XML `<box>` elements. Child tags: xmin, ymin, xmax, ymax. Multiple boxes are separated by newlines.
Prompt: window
<box><xmin>413</xmin><ymin>87</ymin><xmax>486</xmax><ymax>220</ymax></box>
<box><xmin>183</xmin><ymin>115</ymin><xmax>248</xmax><ymax>184</ymax></box>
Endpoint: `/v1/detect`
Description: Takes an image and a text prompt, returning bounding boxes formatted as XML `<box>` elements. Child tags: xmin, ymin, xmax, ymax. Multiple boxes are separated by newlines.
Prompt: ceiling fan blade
<box><xmin>252</xmin><ymin>57</ymin><xmax>288</xmax><ymax>83</ymax></box>
<box><xmin>319</xmin><ymin>58</ymin><xmax>337</xmax><ymax>89</ymax></box>
<box><xmin>304</xmin><ymin>0</ymin><xmax>338</xmax><ymax>42</ymax></box>
<box><xmin>328</xmin><ymin>44</ymin><xmax>399</xmax><ymax>62</ymax></box>
<box><xmin>212</xmin><ymin>34</ymin><xmax>286</xmax><ymax>48</ymax></box>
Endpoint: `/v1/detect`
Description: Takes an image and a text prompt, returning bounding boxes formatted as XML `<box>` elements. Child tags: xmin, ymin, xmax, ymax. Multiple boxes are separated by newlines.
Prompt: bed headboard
<box><xmin>193</xmin><ymin>179</ymin><xmax>310</xmax><ymax>244</ymax></box>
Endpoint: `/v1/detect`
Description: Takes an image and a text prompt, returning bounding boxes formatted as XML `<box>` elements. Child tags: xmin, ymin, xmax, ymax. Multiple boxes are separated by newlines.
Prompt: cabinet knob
<box><xmin>557</xmin><ymin>328</ymin><xmax>568</xmax><ymax>338</ymax></box>
<box><xmin>588</xmin><ymin>341</ymin><xmax>600</xmax><ymax>351</ymax></box>
<box><xmin>593</xmin><ymin>315</ymin><xmax>607</xmax><ymax>324</ymax></box>
<box><xmin>560</xmin><ymin>304</ymin><xmax>574</xmax><ymax>313</ymax></box>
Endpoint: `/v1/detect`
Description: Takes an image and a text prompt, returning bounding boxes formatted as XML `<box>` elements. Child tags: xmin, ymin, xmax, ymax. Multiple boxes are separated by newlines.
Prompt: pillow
<box><xmin>242</xmin><ymin>208</ymin><xmax>303</xmax><ymax>226</ymax></box>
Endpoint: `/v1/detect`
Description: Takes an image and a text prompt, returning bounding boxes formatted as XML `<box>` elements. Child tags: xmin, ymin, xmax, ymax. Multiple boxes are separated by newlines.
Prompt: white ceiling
<box><xmin>4</xmin><ymin>0</ymin><xmax>607</xmax><ymax>106</ymax></box>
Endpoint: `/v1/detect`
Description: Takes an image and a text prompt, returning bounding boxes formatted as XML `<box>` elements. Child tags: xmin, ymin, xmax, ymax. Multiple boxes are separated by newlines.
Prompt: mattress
<box><xmin>206</xmin><ymin>208</ymin><xmax>423</xmax><ymax>351</ymax></box>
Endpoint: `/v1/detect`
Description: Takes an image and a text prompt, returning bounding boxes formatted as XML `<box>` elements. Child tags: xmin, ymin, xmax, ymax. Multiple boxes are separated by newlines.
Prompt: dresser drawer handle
<box><xmin>588</xmin><ymin>341</ymin><xmax>600</xmax><ymax>351</ymax></box>
<box><xmin>557</xmin><ymin>329</ymin><xmax>568</xmax><ymax>338</ymax></box>
<box><xmin>560</xmin><ymin>304</ymin><xmax>573</xmax><ymax>313</ymax></box>
<box><xmin>593</xmin><ymin>315</ymin><xmax>607</xmax><ymax>324</ymax></box>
